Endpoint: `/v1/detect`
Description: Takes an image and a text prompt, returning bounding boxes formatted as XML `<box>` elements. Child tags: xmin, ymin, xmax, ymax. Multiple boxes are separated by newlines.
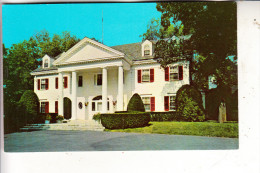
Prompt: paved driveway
<box><xmin>4</xmin><ymin>130</ymin><xmax>238</xmax><ymax>152</ymax></box>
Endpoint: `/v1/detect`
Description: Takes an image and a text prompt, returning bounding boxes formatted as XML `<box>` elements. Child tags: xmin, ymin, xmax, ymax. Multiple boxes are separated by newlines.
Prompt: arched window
<box><xmin>144</xmin><ymin>44</ymin><xmax>150</xmax><ymax>56</ymax></box>
<box><xmin>44</xmin><ymin>59</ymin><xmax>49</xmax><ymax>68</ymax></box>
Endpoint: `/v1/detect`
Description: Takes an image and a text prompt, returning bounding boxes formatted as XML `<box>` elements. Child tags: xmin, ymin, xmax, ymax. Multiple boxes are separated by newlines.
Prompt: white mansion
<box><xmin>31</xmin><ymin>37</ymin><xmax>190</xmax><ymax>120</ymax></box>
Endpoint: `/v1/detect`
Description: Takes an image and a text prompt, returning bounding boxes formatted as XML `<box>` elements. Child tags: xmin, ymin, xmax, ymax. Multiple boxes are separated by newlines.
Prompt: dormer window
<box><xmin>44</xmin><ymin>59</ymin><xmax>48</xmax><ymax>68</ymax></box>
<box><xmin>144</xmin><ymin>44</ymin><xmax>150</xmax><ymax>56</ymax></box>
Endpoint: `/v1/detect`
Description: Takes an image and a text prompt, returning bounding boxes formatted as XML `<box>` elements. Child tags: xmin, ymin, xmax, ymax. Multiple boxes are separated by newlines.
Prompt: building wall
<box><xmin>131</xmin><ymin>61</ymin><xmax>190</xmax><ymax>112</ymax></box>
<box><xmin>34</xmin><ymin>60</ymin><xmax>189</xmax><ymax>118</ymax></box>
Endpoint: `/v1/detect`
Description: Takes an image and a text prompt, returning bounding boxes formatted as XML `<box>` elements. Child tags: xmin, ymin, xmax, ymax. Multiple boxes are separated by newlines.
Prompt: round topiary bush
<box><xmin>127</xmin><ymin>93</ymin><xmax>145</xmax><ymax>112</ymax></box>
<box><xmin>176</xmin><ymin>85</ymin><xmax>205</xmax><ymax>122</ymax></box>
<box><xmin>18</xmin><ymin>90</ymin><xmax>40</xmax><ymax>124</ymax></box>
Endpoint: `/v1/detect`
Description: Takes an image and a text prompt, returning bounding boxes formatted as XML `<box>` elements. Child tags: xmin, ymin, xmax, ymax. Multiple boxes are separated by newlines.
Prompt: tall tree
<box><xmin>3</xmin><ymin>31</ymin><xmax>80</xmax><ymax>133</ymax></box>
<box><xmin>140</xmin><ymin>18</ymin><xmax>184</xmax><ymax>41</ymax></box>
<box><xmin>141</xmin><ymin>18</ymin><xmax>194</xmax><ymax>84</ymax></box>
<box><xmin>155</xmin><ymin>2</ymin><xmax>237</xmax><ymax>90</ymax></box>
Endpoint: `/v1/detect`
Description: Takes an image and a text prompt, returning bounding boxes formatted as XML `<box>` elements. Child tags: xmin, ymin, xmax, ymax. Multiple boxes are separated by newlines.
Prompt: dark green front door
<box><xmin>64</xmin><ymin>97</ymin><xmax>71</xmax><ymax>119</ymax></box>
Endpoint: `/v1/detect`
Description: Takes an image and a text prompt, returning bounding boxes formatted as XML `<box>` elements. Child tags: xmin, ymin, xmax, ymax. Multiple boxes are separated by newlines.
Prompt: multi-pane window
<box><xmin>41</xmin><ymin>79</ymin><xmax>48</xmax><ymax>90</ymax></box>
<box><xmin>170</xmin><ymin>66</ymin><xmax>179</xmax><ymax>80</ymax></box>
<box><xmin>142</xmin><ymin>69</ymin><xmax>150</xmax><ymax>82</ymax></box>
<box><xmin>44</xmin><ymin>59</ymin><xmax>48</xmax><ymax>68</ymax></box>
<box><xmin>94</xmin><ymin>74</ymin><xmax>102</xmax><ymax>86</ymax></box>
<box><xmin>144</xmin><ymin>44</ymin><xmax>150</xmax><ymax>56</ymax></box>
<box><xmin>138</xmin><ymin>69</ymin><xmax>154</xmax><ymax>83</ymax></box>
<box><xmin>142</xmin><ymin>97</ymin><xmax>151</xmax><ymax>111</ymax></box>
<box><xmin>169</xmin><ymin>96</ymin><xmax>176</xmax><ymax>111</ymax></box>
<box><xmin>78</xmin><ymin>76</ymin><xmax>83</xmax><ymax>87</ymax></box>
<box><xmin>40</xmin><ymin>102</ymin><xmax>49</xmax><ymax>113</ymax></box>
<box><xmin>141</xmin><ymin>96</ymin><xmax>155</xmax><ymax>112</ymax></box>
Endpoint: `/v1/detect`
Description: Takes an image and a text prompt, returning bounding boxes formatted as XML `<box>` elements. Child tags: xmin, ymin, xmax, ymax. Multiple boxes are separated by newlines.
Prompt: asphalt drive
<box><xmin>4</xmin><ymin>130</ymin><xmax>238</xmax><ymax>152</ymax></box>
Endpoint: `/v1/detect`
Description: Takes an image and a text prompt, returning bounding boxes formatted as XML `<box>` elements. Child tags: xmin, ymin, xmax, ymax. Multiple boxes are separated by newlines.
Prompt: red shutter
<box><xmin>164</xmin><ymin>96</ymin><xmax>169</xmax><ymax>111</ymax></box>
<box><xmin>165</xmin><ymin>67</ymin><xmax>169</xmax><ymax>81</ymax></box>
<box><xmin>64</xmin><ymin>77</ymin><xmax>68</xmax><ymax>88</ymax></box>
<box><xmin>55</xmin><ymin>77</ymin><xmax>58</xmax><ymax>89</ymax></box>
<box><xmin>179</xmin><ymin>66</ymin><xmax>183</xmax><ymax>80</ymax></box>
<box><xmin>55</xmin><ymin>101</ymin><xmax>58</xmax><ymax>113</ymax></box>
<box><xmin>138</xmin><ymin>70</ymin><xmax>142</xmax><ymax>83</ymax></box>
<box><xmin>45</xmin><ymin>102</ymin><xmax>49</xmax><ymax>113</ymax></box>
<box><xmin>150</xmin><ymin>97</ymin><xmax>155</xmax><ymax>112</ymax></box>
<box><xmin>46</xmin><ymin>79</ymin><xmax>49</xmax><ymax>90</ymax></box>
<box><xmin>150</xmin><ymin>69</ymin><xmax>154</xmax><ymax>82</ymax></box>
<box><xmin>38</xmin><ymin>79</ymin><xmax>40</xmax><ymax>90</ymax></box>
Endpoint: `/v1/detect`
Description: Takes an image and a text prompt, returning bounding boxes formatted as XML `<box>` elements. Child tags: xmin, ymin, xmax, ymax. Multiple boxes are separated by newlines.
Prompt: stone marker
<box><xmin>218</xmin><ymin>100</ymin><xmax>227</xmax><ymax>123</ymax></box>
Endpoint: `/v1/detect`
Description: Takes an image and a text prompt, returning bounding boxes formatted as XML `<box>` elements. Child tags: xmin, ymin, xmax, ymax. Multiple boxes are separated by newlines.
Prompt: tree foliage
<box><xmin>3</xmin><ymin>30</ymin><xmax>80</xmax><ymax>133</ymax></box>
<box><xmin>140</xmin><ymin>18</ymin><xmax>184</xmax><ymax>41</ymax></box>
<box><xmin>154</xmin><ymin>2</ymin><xmax>237</xmax><ymax>90</ymax></box>
<box><xmin>205</xmin><ymin>87</ymin><xmax>238</xmax><ymax>121</ymax></box>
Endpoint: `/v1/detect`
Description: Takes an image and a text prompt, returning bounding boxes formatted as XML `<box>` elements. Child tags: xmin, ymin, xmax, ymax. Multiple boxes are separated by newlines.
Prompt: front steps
<box><xmin>20</xmin><ymin>120</ymin><xmax>105</xmax><ymax>132</ymax></box>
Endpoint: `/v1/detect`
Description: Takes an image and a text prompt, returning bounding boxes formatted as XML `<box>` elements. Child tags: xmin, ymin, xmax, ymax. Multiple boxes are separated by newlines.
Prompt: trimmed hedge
<box><xmin>18</xmin><ymin>90</ymin><xmax>40</xmax><ymax>124</ymax></box>
<box><xmin>127</xmin><ymin>93</ymin><xmax>145</xmax><ymax>112</ymax></box>
<box><xmin>150</xmin><ymin>112</ymin><xmax>181</xmax><ymax>122</ymax></box>
<box><xmin>101</xmin><ymin>112</ymin><xmax>150</xmax><ymax>129</ymax></box>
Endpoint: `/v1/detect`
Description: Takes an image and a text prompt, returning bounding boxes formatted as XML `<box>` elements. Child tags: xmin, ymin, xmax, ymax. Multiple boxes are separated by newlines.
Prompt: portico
<box><xmin>57</xmin><ymin>62</ymin><xmax>127</xmax><ymax>120</ymax></box>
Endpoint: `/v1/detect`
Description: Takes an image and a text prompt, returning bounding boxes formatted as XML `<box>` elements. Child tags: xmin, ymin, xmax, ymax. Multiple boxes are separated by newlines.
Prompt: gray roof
<box><xmin>32</xmin><ymin>36</ymin><xmax>192</xmax><ymax>73</ymax></box>
<box><xmin>32</xmin><ymin>66</ymin><xmax>58</xmax><ymax>73</ymax></box>
<box><xmin>111</xmin><ymin>42</ymin><xmax>154</xmax><ymax>61</ymax></box>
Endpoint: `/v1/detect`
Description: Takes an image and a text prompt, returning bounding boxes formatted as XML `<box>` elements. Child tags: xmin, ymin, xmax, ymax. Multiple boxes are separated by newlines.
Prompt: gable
<box><xmin>65</xmin><ymin>43</ymin><xmax>119</xmax><ymax>63</ymax></box>
<box><xmin>53</xmin><ymin>37</ymin><xmax>125</xmax><ymax>66</ymax></box>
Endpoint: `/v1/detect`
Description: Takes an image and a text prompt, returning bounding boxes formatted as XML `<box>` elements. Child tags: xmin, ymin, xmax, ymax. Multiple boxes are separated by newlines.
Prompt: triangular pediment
<box><xmin>53</xmin><ymin>37</ymin><xmax>125</xmax><ymax>65</ymax></box>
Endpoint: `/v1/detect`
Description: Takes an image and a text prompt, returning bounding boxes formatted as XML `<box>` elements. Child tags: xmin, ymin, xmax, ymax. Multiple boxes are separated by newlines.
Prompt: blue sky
<box><xmin>2</xmin><ymin>3</ymin><xmax>162</xmax><ymax>48</ymax></box>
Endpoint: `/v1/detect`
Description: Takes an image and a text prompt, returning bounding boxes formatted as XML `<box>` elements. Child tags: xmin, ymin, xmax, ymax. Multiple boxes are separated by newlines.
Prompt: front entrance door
<box><xmin>77</xmin><ymin>97</ymin><xmax>85</xmax><ymax>120</ymax></box>
<box><xmin>64</xmin><ymin>97</ymin><xmax>72</xmax><ymax>119</ymax></box>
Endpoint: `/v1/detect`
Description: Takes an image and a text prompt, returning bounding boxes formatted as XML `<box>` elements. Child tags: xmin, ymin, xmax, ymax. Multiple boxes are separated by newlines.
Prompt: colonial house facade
<box><xmin>31</xmin><ymin>37</ymin><xmax>190</xmax><ymax>120</ymax></box>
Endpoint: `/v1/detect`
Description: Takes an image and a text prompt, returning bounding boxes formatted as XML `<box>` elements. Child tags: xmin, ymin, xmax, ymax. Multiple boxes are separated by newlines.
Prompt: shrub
<box><xmin>92</xmin><ymin>113</ymin><xmax>101</xmax><ymax>123</ymax></box>
<box><xmin>127</xmin><ymin>93</ymin><xmax>145</xmax><ymax>112</ymax></box>
<box><xmin>101</xmin><ymin>112</ymin><xmax>150</xmax><ymax>129</ymax></box>
<box><xmin>56</xmin><ymin>115</ymin><xmax>64</xmax><ymax>121</ymax></box>
<box><xmin>150</xmin><ymin>112</ymin><xmax>181</xmax><ymax>121</ymax></box>
<box><xmin>18</xmin><ymin>90</ymin><xmax>40</xmax><ymax>124</ymax></box>
<box><xmin>46</xmin><ymin>114</ymin><xmax>52</xmax><ymax>120</ymax></box>
<box><xmin>176</xmin><ymin>85</ymin><xmax>205</xmax><ymax>122</ymax></box>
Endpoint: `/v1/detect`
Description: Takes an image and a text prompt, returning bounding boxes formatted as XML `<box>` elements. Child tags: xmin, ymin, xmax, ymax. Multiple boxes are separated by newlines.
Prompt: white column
<box><xmin>71</xmin><ymin>71</ymin><xmax>77</xmax><ymax>120</ymax></box>
<box><xmin>58</xmin><ymin>72</ymin><xmax>64</xmax><ymax>116</ymax></box>
<box><xmin>102</xmin><ymin>67</ymin><xmax>108</xmax><ymax>113</ymax></box>
<box><xmin>117</xmin><ymin>66</ymin><xmax>124</xmax><ymax>111</ymax></box>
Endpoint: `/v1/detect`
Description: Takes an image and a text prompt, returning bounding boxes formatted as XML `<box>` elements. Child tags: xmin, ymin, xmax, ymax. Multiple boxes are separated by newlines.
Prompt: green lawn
<box><xmin>106</xmin><ymin>121</ymin><xmax>238</xmax><ymax>138</ymax></box>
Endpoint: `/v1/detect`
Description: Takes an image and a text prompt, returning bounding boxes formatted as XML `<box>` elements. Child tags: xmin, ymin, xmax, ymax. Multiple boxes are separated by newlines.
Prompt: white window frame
<box><xmin>41</xmin><ymin>79</ymin><xmax>47</xmax><ymax>90</ymax></box>
<box><xmin>94</xmin><ymin>74</ymin><xmax>102</xmax><ymax>86</ymax></box>
<box><xmin>169</xmin><ymin>66</ymin><xmax>179</xmax><ymax>81</ymax></box>
<box><xmin>169</xmin><ymin>95</ymin><xmax>176</xmax><ymax>111</ymax></box>
<box><xmin>44</xmin><ymin>59</ymin><xmax>49</xmax><ymax>68</ymax></box>
<box><xmin>142</xmin><ymin>96</ymin><xmax>151</xmax><ymax>112</ymax></box>
<box><xmin>144</xmin><ymin>44</ymin><xmax>150</xmax><ymax>56</ymax></box>
<box><xmin>141</xmin><ymin>69</ymin><xmax>150</xmax><ymax>83</ymax></box>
